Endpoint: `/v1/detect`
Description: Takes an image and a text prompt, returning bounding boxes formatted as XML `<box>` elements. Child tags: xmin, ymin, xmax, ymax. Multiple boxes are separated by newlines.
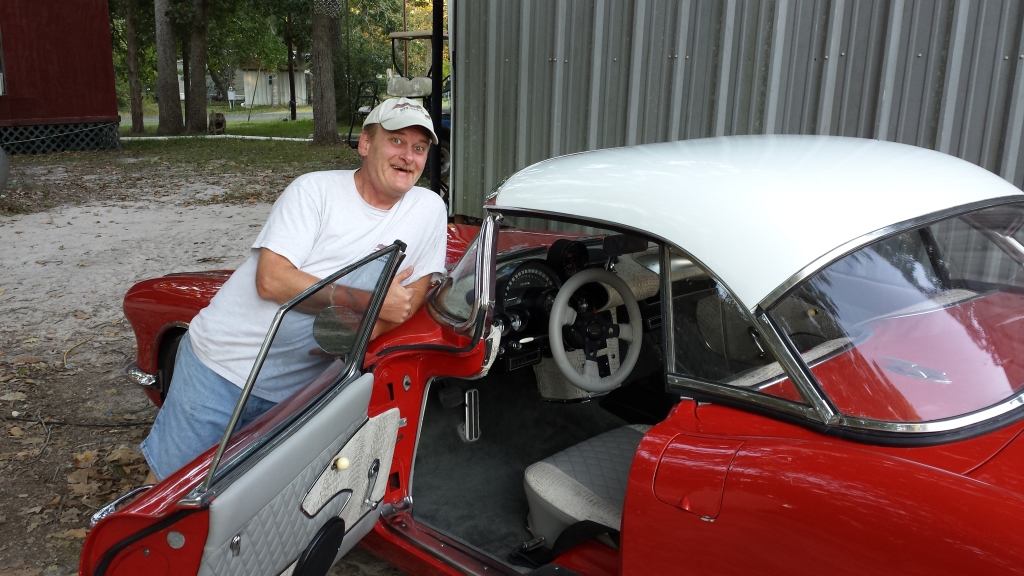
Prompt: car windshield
<box><xmin>432</xmin><ymin>233</ymin><xmax>480</xmax><ymax>324</ymax></box>
<box><xmin>768</xmin><ymin>202</ymin><xmax>1024</xmax><ymax>423</ymax></box>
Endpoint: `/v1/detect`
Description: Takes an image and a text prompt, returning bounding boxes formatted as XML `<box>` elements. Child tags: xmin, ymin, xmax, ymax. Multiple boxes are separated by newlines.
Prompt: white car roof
<box><xmin>490</xmin><ymin>135</ymin><xmax>1024</xmax><ymax>310</ymax></box>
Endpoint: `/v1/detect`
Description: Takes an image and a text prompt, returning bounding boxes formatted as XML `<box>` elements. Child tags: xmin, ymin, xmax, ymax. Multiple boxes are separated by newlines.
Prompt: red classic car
<box><xmin>82</xmin><ymin>136</ymin><xmax>1024</xmax><ymax>576</ymax></box>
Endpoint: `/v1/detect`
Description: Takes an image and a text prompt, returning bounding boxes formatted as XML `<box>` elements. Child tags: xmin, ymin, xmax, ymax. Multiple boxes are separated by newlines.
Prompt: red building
<box><xmin>0</xmin><ymin>0</ymin><xmax>120</xmax><ymax>154</ymax></box>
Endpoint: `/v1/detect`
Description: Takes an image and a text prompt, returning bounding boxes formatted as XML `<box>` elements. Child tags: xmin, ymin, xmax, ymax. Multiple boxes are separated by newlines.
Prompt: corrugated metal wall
<box><xmin>450</xmin><ymin>0</ymin><xmax>1024</xmax><ymax>218</ymax></box>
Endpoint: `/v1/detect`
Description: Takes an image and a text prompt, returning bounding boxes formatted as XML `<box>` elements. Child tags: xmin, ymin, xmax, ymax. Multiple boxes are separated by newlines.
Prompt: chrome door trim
<box><xmin>836</xmin><ymin>392</ymin><xmax>1024</xmax><ymax>433</ymax></box>
<box><xmin>665</xmin><ymin>374</ymin><xmax>820</xmax><ymax>421</ymax></box>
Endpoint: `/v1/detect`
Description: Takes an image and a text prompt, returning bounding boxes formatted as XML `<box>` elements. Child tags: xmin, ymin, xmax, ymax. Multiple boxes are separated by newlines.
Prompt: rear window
<box><xmin>769</xmin><ymin>202</ymin><xmax>1024</xmax><ymax>423</ymax></box>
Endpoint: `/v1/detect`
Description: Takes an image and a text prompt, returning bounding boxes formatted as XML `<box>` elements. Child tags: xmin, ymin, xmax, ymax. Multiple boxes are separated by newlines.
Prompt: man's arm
<box><xmin>255</xmin><ymin>248</ymin><xmax>321</xmax><ymax>305</ymax></box>
<box><xmin>255</xmin><ymin>248</ymin><xmax>428</xmax><ymax>338</ymax></box>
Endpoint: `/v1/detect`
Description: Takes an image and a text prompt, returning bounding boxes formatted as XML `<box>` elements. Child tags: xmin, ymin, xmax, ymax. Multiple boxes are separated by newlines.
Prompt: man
<box><xmin>141</xmin><ymin>97</ymin><xmax>447</xmax><ymax>483</ymax></box>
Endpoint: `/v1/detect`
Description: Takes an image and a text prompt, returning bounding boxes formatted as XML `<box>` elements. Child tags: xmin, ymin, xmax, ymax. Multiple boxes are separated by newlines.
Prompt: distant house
<box><xmin>234</xmin><ymin>67</ymin><xmax>311</xmax><ymax>108</ymax></box>
<box><xmin>0</xmin><ymin>0</ymin><xmax>120</xmax><ymax>154</ymax></box>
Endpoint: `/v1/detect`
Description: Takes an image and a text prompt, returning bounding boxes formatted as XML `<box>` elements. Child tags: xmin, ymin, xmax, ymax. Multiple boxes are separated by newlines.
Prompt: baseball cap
<box><xmin>363</xmin><ymin>97</ymin><xmax>438</xmax><ymax>144</ymax></box>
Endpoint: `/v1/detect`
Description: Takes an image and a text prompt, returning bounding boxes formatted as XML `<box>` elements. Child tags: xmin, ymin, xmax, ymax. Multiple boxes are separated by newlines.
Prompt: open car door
<box><xmin>82</xmin><ymin>243</ymin><xmax>408</xmax><ymax>576</ymax></box>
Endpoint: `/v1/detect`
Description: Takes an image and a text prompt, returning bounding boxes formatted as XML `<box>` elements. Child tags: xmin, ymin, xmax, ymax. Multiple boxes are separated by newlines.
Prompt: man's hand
<box><xmin>378</xmin><ymin>268</ymin><xmax>415</xmax><ymax>324</ymax></box>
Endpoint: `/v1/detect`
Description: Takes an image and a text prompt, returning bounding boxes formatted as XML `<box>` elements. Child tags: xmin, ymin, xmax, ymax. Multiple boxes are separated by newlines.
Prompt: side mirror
<box><xmin>312</xmin><ymin>307</ymin><xmax>361</xmax><ymax>356</ymax></box>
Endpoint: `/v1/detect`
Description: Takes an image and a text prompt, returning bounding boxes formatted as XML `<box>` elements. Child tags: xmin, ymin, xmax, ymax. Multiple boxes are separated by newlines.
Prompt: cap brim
<box><xmin>379</xmin><ymin>118</ymin><xmax>439</xmax><ymax>145</ymax></box>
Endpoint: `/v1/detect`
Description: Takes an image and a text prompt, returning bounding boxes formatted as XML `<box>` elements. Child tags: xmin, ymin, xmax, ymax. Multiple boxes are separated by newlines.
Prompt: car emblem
<box><xmin>881</xmin><ymin>357</ymin><xmax>952</xmax><ymax>384</ymax></box>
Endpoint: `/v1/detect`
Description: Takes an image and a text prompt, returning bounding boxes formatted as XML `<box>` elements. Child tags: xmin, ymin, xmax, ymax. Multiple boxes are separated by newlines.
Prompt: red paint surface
<box><xmin>624</xmin><ymin>400</ymin><xmax>1024</xmax><ymax>575</ymax></box>
<box><xmin>552</xmin><ymin>539</ymin><xmax>619</xmax><ymax>576</ymax></box>
<box><xmin>0</xmin><ymin>0</ymin><xmax>119</xmax><ymax>125</ymax></box>
<box><xmin>653</xmin><ymin>435</ymin><xmax>743</xmax><ymax>518</ymax></box>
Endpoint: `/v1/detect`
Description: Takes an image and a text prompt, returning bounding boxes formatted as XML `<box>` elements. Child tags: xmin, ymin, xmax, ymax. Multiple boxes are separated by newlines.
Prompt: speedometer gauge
<box><xmin>502</xmin><ymin>264</ymin><xmax>558</xmax><ymax>307</ymax></box>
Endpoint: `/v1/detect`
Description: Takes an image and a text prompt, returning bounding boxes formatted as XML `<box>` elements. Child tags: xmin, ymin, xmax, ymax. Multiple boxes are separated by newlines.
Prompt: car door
<box><xmin>84</xmin><ymin>243</ymin><xmax>407</xmax><ymax>576</ymax></box>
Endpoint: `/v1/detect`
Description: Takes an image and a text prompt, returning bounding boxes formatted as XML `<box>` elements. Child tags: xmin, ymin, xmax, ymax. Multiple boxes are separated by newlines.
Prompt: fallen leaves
<box><xmin>12</xmin><ymin>355</ymin><xmax>42</xmax><ymax>365</ymax></box>
<box><xmin>73</xmin><ymin>449</ymin><xmax>100</xmax><ymax>469</ymax></box>
<box><xmin>73</xmin><ymin>311</ymin><xmax>91</xmax><ymax>320</ymax></box>
<box><xmin>9</xmin><ymin>426</ymin><xmax>24</xmax><ymax>437</ymax></box>
<box><xmin>0</xmin><ymin>392</ymin><xmax>27</xmax><ymax>401</ymax></box>
<box><xmin>67</xmin><ymin>468</ymin><xmax>99</xmax><ymax>495</ymax></box>
<box><xmin>48</xmin><ymin>527</ymin><xmax>88</xmax><ymax>539</ymax></box>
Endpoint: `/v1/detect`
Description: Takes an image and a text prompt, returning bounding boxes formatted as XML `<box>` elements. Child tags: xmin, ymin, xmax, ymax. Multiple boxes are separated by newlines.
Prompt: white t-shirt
<box><xmin>188</xmin><ymin>170</ymin><xmax>447</xmax><ymax>402</ymax></box>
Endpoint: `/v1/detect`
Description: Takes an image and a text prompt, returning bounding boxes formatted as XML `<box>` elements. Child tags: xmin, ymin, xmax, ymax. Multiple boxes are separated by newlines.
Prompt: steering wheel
<box><xmin>548</xmin><ymin>268</ymin><xmax>643</xmax><ymax>393</ymax></box>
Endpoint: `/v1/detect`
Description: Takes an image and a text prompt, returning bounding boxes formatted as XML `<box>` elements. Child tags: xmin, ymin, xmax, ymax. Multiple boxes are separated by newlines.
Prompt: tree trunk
<box><xmin>154</xmin><ymin>0</ymin><xmax>183</xmax><ymax>135</ymax></box>
<box><xmin>311</xmin><ymin>9</ymin><xmax>340</xmax><ymax>145</ymax></box>
<box><xmin>209</xmin><ymin>66</ymin><xmax>227</xmax><ymax>102</ymax></box>
<box><xmin>287</xmin><ymin>22</ymin><xmax>297</xmax><ymax>121</ymax></box>
<box><xmin>125</xmin><ymin>0</ymin><xmax>145</xmax><ymax>134</ymax></box>
<box><xmin>186</xmin><ymin>0</ymin><xmax>208</xmax><ymax>133</ymax></box>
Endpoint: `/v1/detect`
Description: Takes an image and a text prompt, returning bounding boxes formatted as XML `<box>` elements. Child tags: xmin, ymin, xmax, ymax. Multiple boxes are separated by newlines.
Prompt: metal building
<box><xmin>450</xmin><ymin>0</ymin><xmax>1024</xmax><ymax>218</ymax></box>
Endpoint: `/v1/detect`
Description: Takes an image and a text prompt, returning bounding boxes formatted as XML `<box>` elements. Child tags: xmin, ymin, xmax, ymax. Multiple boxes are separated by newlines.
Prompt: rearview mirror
<box><xmin>603</xmin><ymin>234</ymin><xmax>648</xmax><ymax>256</ymax></box>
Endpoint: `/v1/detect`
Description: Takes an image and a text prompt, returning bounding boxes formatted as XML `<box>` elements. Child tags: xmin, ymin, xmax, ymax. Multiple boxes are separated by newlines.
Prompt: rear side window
<box><xmin>668</xmin><ymin>247</ymin><xmax>807</xmax><ymax>404</ymax></box>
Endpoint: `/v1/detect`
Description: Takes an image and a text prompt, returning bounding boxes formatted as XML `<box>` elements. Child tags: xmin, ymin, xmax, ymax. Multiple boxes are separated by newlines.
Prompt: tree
<box><xmin>124</xmin><ymin>0</ymin><xmax>145</xmax><ymax>133</ymax></box>
<box><xmin>110</xmin><ymin>0</ymin><xmax>157</xmax><ymax>132</ymax></box>
<box><xmin>185</xmin><ymin>0</ymin><xmax>209</xmax><ymax>133</ymax></box>
<box><xmin>154</xmin><ymin>0</ymin><xmax>184</xmax><ymax>135</ymax></box>
<box><xmin>311</xmin><ymin>0</ymin><xmax>342</xmax><ymax>145</ymax></box>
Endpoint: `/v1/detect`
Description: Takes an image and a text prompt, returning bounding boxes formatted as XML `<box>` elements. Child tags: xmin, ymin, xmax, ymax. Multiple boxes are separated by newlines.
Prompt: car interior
<box><xmin>412</xmin><ymin>231</ymin><xmax>679</xmax><ymax>569</ymax></box>
<box><xmin>408</xmin><ymin>224</ymin><xmax>814</xmax><ymax>570</ymax></box>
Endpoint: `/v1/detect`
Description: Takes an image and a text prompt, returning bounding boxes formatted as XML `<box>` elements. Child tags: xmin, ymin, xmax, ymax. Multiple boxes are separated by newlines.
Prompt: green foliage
<box><xmin>107</xmin><ymin>0</ymin><xmax>447</xmax><ymax>120</ymax></box>
<box><xmin>108</xmin><ymin>0</ymin><xmax>157</xmax><ymax>109</ymax></box>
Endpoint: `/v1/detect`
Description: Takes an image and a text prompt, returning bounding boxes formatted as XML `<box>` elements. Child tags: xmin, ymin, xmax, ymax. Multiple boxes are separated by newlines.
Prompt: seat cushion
<box><xmin>524</xmin><ymin>425</ymin><xmax>650</xmax><ymax>549</ymax></box>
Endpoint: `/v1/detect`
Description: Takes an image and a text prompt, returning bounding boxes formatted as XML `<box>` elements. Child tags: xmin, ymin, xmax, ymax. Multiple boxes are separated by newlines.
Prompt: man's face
<box><xmin>358</xmin><ymin>126</ymin><xmax>431</xmax><ymax>200</ymax></box>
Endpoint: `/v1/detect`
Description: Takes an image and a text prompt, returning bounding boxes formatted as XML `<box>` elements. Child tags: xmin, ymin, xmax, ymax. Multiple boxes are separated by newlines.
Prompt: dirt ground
<box><xmin>0</xmin><ymin>153</ymin><xmax>400</xmax><ymax>575</ymax></box>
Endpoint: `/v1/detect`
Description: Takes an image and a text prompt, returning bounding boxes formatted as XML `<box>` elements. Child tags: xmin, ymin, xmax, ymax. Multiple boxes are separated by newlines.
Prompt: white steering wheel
<box><xmin>547</xmin><ymin>268</ymin><xmax>643</xmax><ymax>393</ymax></box>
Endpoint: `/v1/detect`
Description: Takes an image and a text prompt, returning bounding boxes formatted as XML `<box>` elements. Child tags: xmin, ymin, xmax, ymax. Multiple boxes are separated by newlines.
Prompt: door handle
<box><xmin>363</xmin><ymin>459</ymin><xmax>381</xmax><ymax>510</ymax></box>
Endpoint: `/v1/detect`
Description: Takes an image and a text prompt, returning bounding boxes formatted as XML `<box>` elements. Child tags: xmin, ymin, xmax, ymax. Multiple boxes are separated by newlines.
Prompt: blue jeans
<box><xmin>141</xmin><ymin>333</ymin><xmax>276</xmax><ymax>480</ymax></box>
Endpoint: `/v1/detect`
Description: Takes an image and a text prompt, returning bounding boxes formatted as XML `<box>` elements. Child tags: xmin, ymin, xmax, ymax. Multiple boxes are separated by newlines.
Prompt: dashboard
<box><xmin>492</xmin><ymin>239</ymin><xmax>611</xmax><ymax>372</ymax></box>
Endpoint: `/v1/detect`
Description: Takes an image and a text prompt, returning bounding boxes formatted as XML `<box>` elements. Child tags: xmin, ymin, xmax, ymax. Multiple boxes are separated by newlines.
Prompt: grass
<box><xmin>117</xmin><ymin>104</ymin><xmax>357</xmax><ymax>140</ymax></box>
<box><xmin>121</xmin><ymin>137</ymin><xmax>362</xmax><ymax>172</ymax></box>
<box><xmin>11</xmin><ymin>137</ymin><xmax>362</xmax><ymax>174</ymax></box>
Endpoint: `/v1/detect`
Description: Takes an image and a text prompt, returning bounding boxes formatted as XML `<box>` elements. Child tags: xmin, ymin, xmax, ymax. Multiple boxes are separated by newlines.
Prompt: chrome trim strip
<box><xmin>759</xmin><ymin>196</ymin><xmax>1024</xmax><ymax>310</ymax></box>
<box><xmin>754</xmin><ymin>309</ymin><xmax>838</xmax><ymax>424</ymax></box>
<box><xmin>90</xmin><ymin>485</ymin><xmax>154</xmax><ymax>527</ymax></box>
<box><xmin>665</xmin><ymin>374</ymin><xmax>820</xmax><ymax>420</ymax></box>
<box><xmin>839</xmin><ymin>391</ymin><xmax>1024</xmax><ymax>433</ymax></box>
<box><xmin>185</xmin><ymin>243</ymin><xmax>406</xmax><ymax>503</ymax></box>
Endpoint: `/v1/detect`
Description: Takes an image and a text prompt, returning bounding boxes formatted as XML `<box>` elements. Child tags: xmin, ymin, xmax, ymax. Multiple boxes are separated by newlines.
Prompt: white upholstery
<box><xmin>524</xmin><ymin>425</ymin><xmax>650</xmax><ymax>549</ymax></box>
